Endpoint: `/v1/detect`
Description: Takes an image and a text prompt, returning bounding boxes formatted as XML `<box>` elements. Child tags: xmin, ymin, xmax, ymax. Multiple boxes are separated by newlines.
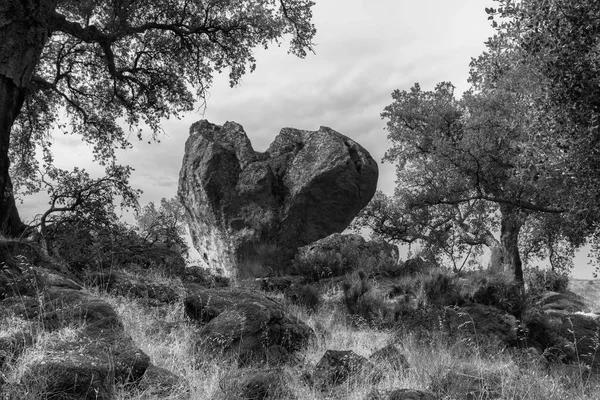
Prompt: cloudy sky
<box><xmin>18</xmin><ymin>0</ymin><xmax>595</xmax><ymax>278</ymax></box>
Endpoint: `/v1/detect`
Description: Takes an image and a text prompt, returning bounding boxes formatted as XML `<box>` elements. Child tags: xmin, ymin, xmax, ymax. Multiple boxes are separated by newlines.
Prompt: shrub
<box><xmin>525</xmin><ymin>266</ymin><xmax>569</xmax><ymax>295</ymax></box>
<box><xmin>184</xmin><ymin>265</ymin><xmax>230</xmax><ymax>287</ymax></box>
<box><xmin>464</xmin><ymin>270</ymin><xmax>527</xmax><ymax>317</ymax></box>
<box><xmin>292</xmin><ymin>251</ymin><xmax>348</xmax><ymax>282</ymax></box>
<box><xmin>342</xmin><ymin>272</ymin><xmax>391</xmax><ymax>327</ymax></box>
<box><xmin>286</xmin><ymin>284</ymin><xmax>322</xmax><ymax>311</ymax></box>
<box><xmin>422</xmin><ymin>270</ymin><xmax>465</xmax><ymax>307</ymax></box>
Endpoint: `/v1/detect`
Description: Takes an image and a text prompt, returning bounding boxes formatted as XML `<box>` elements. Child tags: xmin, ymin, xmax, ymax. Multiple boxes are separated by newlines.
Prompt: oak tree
<box><xmin>135</xmin><ymin>196</ymin><xmax>188</xmax><ymax>257</ymax></box>
<box><xmin>0</xmin><ymin>0</ymin><xmax>316</xmax><ymax>233</ymax></box>
<box><xmin>32</xmin><ymin>163</ymin><xmax>139</xmax><ymax>253</ymax></box>
<box><xmin>356</xmin><ymin>79</ymin><xmax>583</xmax><ymax>281</ymax></box>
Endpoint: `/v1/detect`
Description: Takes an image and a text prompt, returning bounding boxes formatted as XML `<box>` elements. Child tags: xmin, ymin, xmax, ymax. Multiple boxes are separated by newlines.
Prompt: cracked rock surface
<box><xmin>178</xmin><ymin>120</ymin><xmax>378</xmax><ymax>278</ymax></box>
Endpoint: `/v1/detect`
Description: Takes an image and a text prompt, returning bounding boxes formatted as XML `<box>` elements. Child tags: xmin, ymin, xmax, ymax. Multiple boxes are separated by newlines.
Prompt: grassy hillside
<box><xmin>93</xmin><ymin>272</ymin><xmax>600</xmax><ymax>400</ymax></box>
<box><xmin>3</xmin><ymin>257</ymin><xmax>600</xmax><ymax>399</ymax></box>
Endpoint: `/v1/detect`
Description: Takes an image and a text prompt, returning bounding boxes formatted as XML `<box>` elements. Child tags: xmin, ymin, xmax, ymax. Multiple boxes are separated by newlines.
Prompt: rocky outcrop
<box><xmin>535</xmin><ymin>290</ymin><xmax>590</xmax><ymax>313</ymax></box>
<box><xmin>178</xmin><ymin>120</ymin><xmax>378</xmax><ymax>278</ymax></box>
<box><xmin>0</xmin><ymin>240</ymin><xmax>185</xmax><ymax>399</ymax></box>
<box><xmin>216</xmin><ymin>368</ymin><xmax>295</xmax><ymax>400</ymax></box>
<box><xmin>85</xmin><ymin>270</ymin><xmax>181</xmax><ymax>306</ymax></box>
<box><xmin>2</xmin><ymin>286</ymin><xmax>151</xmax><ymax>399</ymax></box>
<box><xmin>184</xmin><ymin>284</ymin><xmax>314</xmax><ymax>365</ymax></box>
<box><xmin>294</xmin><ymin>233</ymin><xmax>398</xmax><ymax>279</ymax></box>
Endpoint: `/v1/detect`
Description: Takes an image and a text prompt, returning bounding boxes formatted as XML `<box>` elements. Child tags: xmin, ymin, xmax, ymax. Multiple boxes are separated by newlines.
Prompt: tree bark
<box><xmin>0</xmin><ymin>0</ymin><xmax>55</xmax><ymax>234</ymax></box>
<box><xmin>499</xmin><ymin>203</ymin><xmax>525</xmax><ymax>282</ymax></box>
<box><xmin>0</xmin><ymin>74</ymin><xmax>26</xmax><ymax>235</ymax></box>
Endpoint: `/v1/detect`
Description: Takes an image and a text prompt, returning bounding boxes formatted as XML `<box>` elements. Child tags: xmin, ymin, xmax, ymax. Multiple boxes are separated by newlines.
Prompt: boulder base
<box><xmin>294</xmin><ymin>233</ymin><xmax>398</xmax><ymax>279</ymax></box>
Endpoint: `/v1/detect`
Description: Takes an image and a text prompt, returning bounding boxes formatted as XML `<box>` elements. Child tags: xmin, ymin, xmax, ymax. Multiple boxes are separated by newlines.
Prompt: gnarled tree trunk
<box><xmin>498</xmin><ymin>203</ymin><xmax>525</xmax><ymax>282</ymax></box>
<box><xmin>0</xmin><ymin>0</ymin><xmax>54</xmax><ymax>234</ymax></box>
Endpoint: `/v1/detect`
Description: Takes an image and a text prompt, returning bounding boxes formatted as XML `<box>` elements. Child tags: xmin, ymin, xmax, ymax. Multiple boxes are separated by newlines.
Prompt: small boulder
<box><xmin>184</xmin><ymin>284</ymin><xmax>314</xmax><ymax>364</ymax></box>
<box><xmin>432</xmin><ymin>368</ymin><xmax>502</xmax><ymax>400</ymax></box>
<box><xmin>535</xmin><ymin>290</ymin><xmax>590</xmax><ymax>313</ymax></box>
<box><xmin>294</xmin><ymin>233</ymin><xmax>398</xmax><ymax>280</ymax></box>
<box><xmin>21</xmin><ymin>331</ymin><xmax>150</xmax><ymax>400</ymax></box>
<box><xmin>85</xmin><ymin>270</ymin><xmax>180</xmax><ymax>305</ymax></box>
<box><xmin>369</xmin><ymin>344</ymin><xmax>410</xmax><ymax>371</ymax></box>
<box><xmin>217</xmin><ymin>368</ymin><xmax>295</xmax><ymax>400</ymax></box>
<box><xmin>523</xmin><ymin>307</ymin><xmax>600</xmax><ymax>367</ymax></box>
<box><xmin>444</xmin><ymin>304</ymin><xmax>518</xmax><ymax>345</ymax></box>
<box><xmin>184</xmin><ymin>265</ymin><xmax>230</xmax><ymax>287</ymax></box>
<box><xmin>313</xmin><ymin>350</ymin><xmax>379</xmax><ymax>388</ymax></box>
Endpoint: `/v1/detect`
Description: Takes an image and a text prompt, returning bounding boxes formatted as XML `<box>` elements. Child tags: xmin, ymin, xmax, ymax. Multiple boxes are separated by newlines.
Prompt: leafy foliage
<box><xmin>354</xmin><ymin>0</ymin><xmax>600</xmax><ymax>278</ymax></box>
<box><xmin>1</xmin><ymin>0</ymin><xmax>316</xmax><ymax>230</ymax></box>
<box><xmin>484</xmin><ymin>0</ymin><xmax>600</xmax><ymax>274</ymax></box>
<box><xmin>30</xmin><ymin>164</ymin><xmax>139</xmax><ymax>253</ymax></box>
<box><xmin>524</xmin><ymin>266</ymin><xmax>570</xmax><ymax>295</ymax></box>
<box><xmin>286</xmin><ymin>284</ymin><xmax>322</xmax><ymax>311</ymax></box>
<box><xmin>135</xmin><ymin>197</ymin><xmax>189</xmax><ymax>258</ymax></box>
<box><xmin>342</xmin><ymin>272</ymin><xmax>392</xmax><ymax>327</ymax></box>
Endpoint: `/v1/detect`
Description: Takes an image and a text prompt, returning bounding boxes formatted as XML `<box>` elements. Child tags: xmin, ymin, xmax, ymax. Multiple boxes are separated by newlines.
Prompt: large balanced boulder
<box><xmin>294</xmin><ymin>233</ymin><xmax>398</xmax><ymax>279</ymax></box>
<box><xmin>184</xmin><ymin>283</ymin><xmax>314</xmax><ymax>365</ymax></box>
<box><xmin>178</xmin><ymin>120</ymin><xmax>378</xmax><ymax>278</ymax></box>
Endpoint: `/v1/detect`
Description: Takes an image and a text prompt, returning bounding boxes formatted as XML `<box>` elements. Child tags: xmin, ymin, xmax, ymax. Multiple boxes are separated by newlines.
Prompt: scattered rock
<box><xmin>184</xmin><ymin>283</ymin><xmax>314</xmax><ymax>364</ymax></box>
<box><xmin>365</xmin><ymin>388</ymin><xmax>438</xmax><ymax>400</ymax></box>
<box><xmin>294</xmin><ymin>233</ymin><xmax>398</xmax><ymax>280</ymax></box>
<box><xmin>535</xmin><ymin>290</ymin><xmax>590</xmax><ymax>313</ymax></box>
<box><xmin>523</xmin><ymin>306</ymin><xmax>600</xmax><ymax>368</ymax></box>
<box><xmin>313</xmin><ymin>350</ymin><xmax>380</xmax><ymax>388</ymax></box>
<box><xmin>184</xmin><ymin>264</ymin><xmax>230</xmax><ymax>287</ymax></box>
<box><xmin>85</xmin><ymin>270</ymin><xmax>180</xmax><ymax>305</ymax></box>
<box><xmin>0</xmin><ymin>241</ymin><xmax>162</xmax><ymax>399</ymax></box>
<box><xmin>217</xmin><ymin>368</ymin><xmax>295</xmax><ymax>400</ymax></box>
<box><xmin>432</xmin><ymin>368</ymin><xmax>502</xmax><ymax>400</ymax></box>
<box><xmin>257</xmin><ymin>276</ymin><xmax>300</xmax><ymax>293</ymax></box>
<box><xmin>178</xmin><ymin>120</ymin><xmax>378</xmax><ymax>278</ymax></box>
<box><xmin>444</xmin><ymin>304</ymin><xmax>518</xmax><ymax>345</ymax></box>
<box><xmin>369</xmin><ymin>344</ymin><xmax>410</xmax><ymax>371</ymax></box>
<box><xmin>21</xmin><ymin>330</ymin><xmax>150</xmax><ymax>400</ymax></box>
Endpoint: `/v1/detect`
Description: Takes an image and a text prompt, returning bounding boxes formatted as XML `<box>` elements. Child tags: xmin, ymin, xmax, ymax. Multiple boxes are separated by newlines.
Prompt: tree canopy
<box><xmin>135</xmin><ymin>196</ymin><xmax>188</xmax><ymax>257</ymax></box>
<box><xmin>354</xmin><ymin>0</ymin><xmax>600</xmax><ymax>280</ymax></box>
<box><xmin>0</xmin><ymin>0</ymin><xmax>316</xmax><ymax>233</ymax></box>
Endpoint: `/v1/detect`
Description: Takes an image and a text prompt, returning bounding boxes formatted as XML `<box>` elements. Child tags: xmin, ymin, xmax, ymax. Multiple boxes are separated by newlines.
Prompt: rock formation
<box><xmin>184</xmin><ymin>284</ymin><xmax>314</xmax><ymax>365</ymax></box>
<box><xmin>294</xmin><ymin>233</ymin><xmax>398</xmax><ymax>279</ymax></box>
<box><xmin>178</xmin><ymin>120</ymin><xmax>378</xmax><ymax>278</ymax></box>
<box><xmin>313</xmin><ymin>349</ymin><xmax>380</xmax><ymax>388</ymax></box>
<box><xmin>0</xmin><ymin>241</ymin><xmax>185</xmax><ymax>399</ymax></box>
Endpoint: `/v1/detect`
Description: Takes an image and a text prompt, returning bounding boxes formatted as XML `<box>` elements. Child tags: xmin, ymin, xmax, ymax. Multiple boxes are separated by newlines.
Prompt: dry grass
<box><xmin>2</xmin><ymin>272</ymin><xmax>600</xmax><ymax>399</ymax></box>
<box><xmin>100</xmin><ymin>278</ymin><xmax>600</xmax><ymax>400</ymax></box>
